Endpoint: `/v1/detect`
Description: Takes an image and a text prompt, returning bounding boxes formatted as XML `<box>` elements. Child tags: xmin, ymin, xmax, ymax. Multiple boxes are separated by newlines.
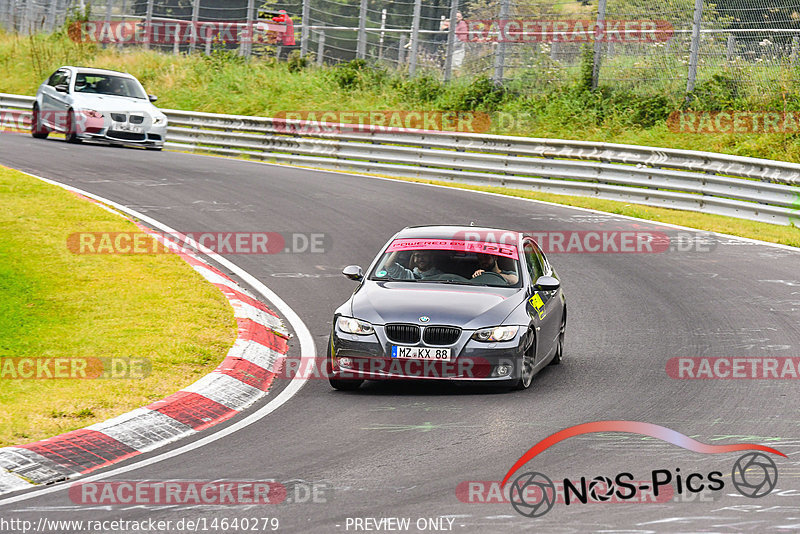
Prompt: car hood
<box><xmin>349</xmin><ymin>281</ymin><xmax>524</xmax><ymax>329</ymax></box>
<box><xmin>72</xmin><ymin>94</ymin><xmax>159</xmax><ymax>114</ymax></box>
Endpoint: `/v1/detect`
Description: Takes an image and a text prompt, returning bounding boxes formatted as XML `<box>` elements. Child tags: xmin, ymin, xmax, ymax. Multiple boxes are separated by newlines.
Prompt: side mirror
<box><xmin>148</xmin><ymin>94</ymin><xmax>158</xmax><ymax>102</ymax></box>
<box><xmin>534</xmin><ymin>275</ymin><xmax>560</xmax><ymax>291</ymax></box>
<box><xmin>54</xmin><ymin>84</ymin><xmax>69</xmax><ymax>93</ymax></box>
<box><xmin>342</xmin><ymin>265</ymin><xmax>363</xmax><ymax>282</ymax></box>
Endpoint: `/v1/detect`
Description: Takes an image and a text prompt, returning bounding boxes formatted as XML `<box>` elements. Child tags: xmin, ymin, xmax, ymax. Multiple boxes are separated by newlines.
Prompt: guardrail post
<box><xmin>300</xmin><ymin>0</ymin><xmax>310</xmax><ymax>56</ymax></box>
<box><xmin>356</xmin><ymin>0</ymin><xmax>367</xmax><ymax>59</ymax></box>
<box><xmin>492</xmin><ymin>0</ymin><xmax>510</xmax><ymax>85</ymax></box>
<box><xmin>143</xmin><ymin>0</ymin><xmax>154</xmax><ymax>49</ymax></box>
<box><xmin>686</xmin><ymin>0</ymin><xmax>703</xmax><ymax>94</ymax></box>
<box><xmin>316</xmin><ymin>29</ymin><xmax>325</xmax><ymax>65</ymax></box>
<box><xmin>591</xmin><ymin>0</ymin><xmax>607</xmax><ymax>90</ymax></box>
<box><xmin>443</xmin><ymin>0</ymin><xmax>459</xmax><ymax>82</ymax></box>
<box><xmin>188</xmin><ymin>0</ymin><xmax>200</xmax><ymax>53</ymax></box>
<box><xmin>408</xmin><ymin>0</ymin><xmax>421</xmax><ymax>77</ymax></box>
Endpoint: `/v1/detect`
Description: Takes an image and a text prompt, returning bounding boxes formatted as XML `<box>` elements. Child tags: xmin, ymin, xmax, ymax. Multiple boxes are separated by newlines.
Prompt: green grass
<box><xmin>0</xmin><ymin>165</ymin><xmax>237</xmax><ymax>446</ymax></box>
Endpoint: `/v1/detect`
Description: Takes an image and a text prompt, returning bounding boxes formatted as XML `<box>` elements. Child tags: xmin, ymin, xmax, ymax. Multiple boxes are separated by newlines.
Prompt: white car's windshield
<box><xmin>74</xmin><ymin>74</ymin><xmax>147</xmax><ymax>99</ymax></box>
<box><xmin>371</xmin><ymin>239</ymin><xmax>521</xmax><ymax>287</ymax></box>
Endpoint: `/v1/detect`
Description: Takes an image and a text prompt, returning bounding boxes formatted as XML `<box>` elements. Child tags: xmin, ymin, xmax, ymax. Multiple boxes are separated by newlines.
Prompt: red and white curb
<box><xmin>0</xmin><ymin>211</ymin><xmax>290</xmax><ymax>495</ymax></box>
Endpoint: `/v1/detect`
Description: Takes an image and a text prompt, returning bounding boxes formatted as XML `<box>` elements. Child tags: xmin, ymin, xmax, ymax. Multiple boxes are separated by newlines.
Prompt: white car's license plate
<box><xmin>391</xmin><ymin>346</ymin><xmax>451</xmax><ymax>360</ymax></box>
<box><xmin>113</xmin><ymin>122</ymin><xmax>143</xmax><ymax>133</ymax></box>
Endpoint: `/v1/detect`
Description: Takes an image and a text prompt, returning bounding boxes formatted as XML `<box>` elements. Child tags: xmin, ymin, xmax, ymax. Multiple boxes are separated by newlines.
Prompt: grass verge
<box><xmin>0</xmin><ymin>165</ymin><xmax>237</xmax><ymax>447</ymax></box>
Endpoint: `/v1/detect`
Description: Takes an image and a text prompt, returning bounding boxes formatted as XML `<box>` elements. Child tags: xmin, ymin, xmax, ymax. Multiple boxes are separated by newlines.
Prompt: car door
<box><xmin>522</xmin><ymin>238</ymin><xmax>561</xmax><ymax>361</ymax></box>
<box><xmin>41</xmin><ymin>69</ymin><xmax>71</xmax><ymax>131</ymax></box>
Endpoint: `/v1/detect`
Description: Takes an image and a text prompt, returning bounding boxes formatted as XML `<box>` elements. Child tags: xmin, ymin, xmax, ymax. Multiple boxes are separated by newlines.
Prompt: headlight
<box><xmin>337</xmin><ymin>316</ymin><xmax>374</xmax><ymax>335</ymax></box>
<box><xmin>85</xmin><ymin>109</ymin><xmax>103</xmax><ymax>118</ymax></box>
<box><xmin>153</xmin><ymin>115</ymin><xmax>167</xmax><ymax>126</ymax></box>
<box><xmin>472</xmin><ymin>325</ymin><xmax>519</xmax><ymax>342</ymax></box>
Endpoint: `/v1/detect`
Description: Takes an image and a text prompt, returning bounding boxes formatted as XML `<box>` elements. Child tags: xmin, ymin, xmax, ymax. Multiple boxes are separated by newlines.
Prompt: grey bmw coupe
<box><xmin>328</xmin><ymin>225</ymin><xmax>566</xmax><ymax>391</ymax></box>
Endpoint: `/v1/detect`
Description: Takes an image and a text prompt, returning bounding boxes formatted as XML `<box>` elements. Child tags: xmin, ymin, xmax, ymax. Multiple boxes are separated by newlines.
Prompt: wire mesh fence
<box><xmin>2</xmin><ymin>0</ymin><xmax>800</xmax><ymax>98</ymax></box>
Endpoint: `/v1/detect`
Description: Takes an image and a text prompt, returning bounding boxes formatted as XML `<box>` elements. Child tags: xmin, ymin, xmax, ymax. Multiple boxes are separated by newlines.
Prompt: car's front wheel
<box><xmin>548</xmin><ymin>321</ymin><xmax>565</xmax><ymax>366</ymax></box>
<box><xmin>514</xmin><ymin>339</ymin><xmax>535</xmax><ymax>390</ymax></box>
<box><xmin>65</xmin><ymin>108</ymin><xmax>81</xmax><ymax>143</ymax></box>
<box><xmin>327</xmin><ymin>336</ymin><xmax>363</xmax><ymax>391</ymax></box>
<box><xmin>31</xmin><ymin>104</ymin><xmax>49</xmax><ymax>139</ymax></box>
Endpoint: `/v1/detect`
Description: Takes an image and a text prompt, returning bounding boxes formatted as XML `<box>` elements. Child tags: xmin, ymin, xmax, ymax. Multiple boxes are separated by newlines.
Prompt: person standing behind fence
<box><xmin>441</xmin><ymin>12</ymin><xmax>468</xmax><ymax>69</ymax></box>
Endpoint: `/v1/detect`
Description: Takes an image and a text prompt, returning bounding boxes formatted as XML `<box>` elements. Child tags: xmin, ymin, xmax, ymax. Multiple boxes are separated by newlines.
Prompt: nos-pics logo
<box><xmin>502</xmin><ymin>421</ymin><xmax>783</xmax><ymax>518</ymax></box>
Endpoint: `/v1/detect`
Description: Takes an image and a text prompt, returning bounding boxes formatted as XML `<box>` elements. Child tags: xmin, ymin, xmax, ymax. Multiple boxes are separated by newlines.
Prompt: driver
<box><xmin>384</xmin><ymin>250</ymin><xmax>443</xmax><ymax>280</ymax></box>
<box><xmin>472</xmin><ymin>253</ymin><xmax>518</xmax><ymax>284</ymax></box>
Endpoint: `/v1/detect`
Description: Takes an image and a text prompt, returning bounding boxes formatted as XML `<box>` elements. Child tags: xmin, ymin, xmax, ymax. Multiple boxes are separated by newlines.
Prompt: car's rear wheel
<box><xmin>549</xmin><ymin>321</ymin><xmax>565</xmax><ymax>366</ymax></box>
<box><xmin>31</xmin><ymin>105</ymin><xmax>49</xmax><ymax>139</ymax></box>
<box><xmin>514</xmin><ymin>341</ymin><xmax>535</xmax><ymax>390</ymax></box>
<box><xmin>327</xmin><ymin>336</ymin><xmax>363</xmax><ymax>391</ymax></box>
<box><xmin>65</xmin><ymin>108</ymin><xmax>81</xmax><ymax>143</ymax></box>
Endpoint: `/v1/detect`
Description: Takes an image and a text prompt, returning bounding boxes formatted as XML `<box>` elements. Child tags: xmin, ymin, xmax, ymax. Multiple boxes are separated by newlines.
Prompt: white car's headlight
<box><xmin>472</xmin><ymin>325</ymin><xmax>519</xmax><ymax>342</ymax></box>
<box><xmin>153</xmin><ymin>115</ymin><xmax>167</xmax><ymax>126</ymax></box>
<box><xmin>337</xmin><ymin>316</ymin><xmax>374</xmax><ymax>335</ymax></box>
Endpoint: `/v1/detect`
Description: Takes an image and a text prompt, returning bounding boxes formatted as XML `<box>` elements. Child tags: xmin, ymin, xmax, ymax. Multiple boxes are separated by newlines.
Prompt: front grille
<box><xmin>107</xmin><ymin>130</ymin><xmax>146</xmax><ymax>141</ymax></box>
<box><xmin>385</xmin><ymin>324</ymin><xmax>420</xmax><ymax>344</ymax></box>
<box><xmin>423</xmin><ymin>326</ymin><xmax>461</xmax><ymax>345</ymax></box>
<box><xmin>110</xmin><ymin>113</ymin><xmax>126</xmax><ymax>122</ymax></box>
<box><xmin>129</xmin><ymin>114</ymin><xmax>144</xmax><ymax>124</ymax></box>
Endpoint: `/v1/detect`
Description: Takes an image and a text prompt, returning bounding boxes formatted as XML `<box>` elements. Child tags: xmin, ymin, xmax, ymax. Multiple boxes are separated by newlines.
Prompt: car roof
<box><xmin>61</xmin><ymin>66</ymin><xmax>136</xmax><ymax>78</ymax></box>
<box><xmin>393</xmin><ymin>225</ymin><xmax>522</xmax><ymax>242</ymax></box>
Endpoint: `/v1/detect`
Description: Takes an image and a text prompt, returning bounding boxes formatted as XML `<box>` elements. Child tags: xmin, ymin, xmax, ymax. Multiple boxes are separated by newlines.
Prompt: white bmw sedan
<box><xmin>32</xmin><ymin>66</ymin><xmax>167</xmax><ymax>150</ymax></box>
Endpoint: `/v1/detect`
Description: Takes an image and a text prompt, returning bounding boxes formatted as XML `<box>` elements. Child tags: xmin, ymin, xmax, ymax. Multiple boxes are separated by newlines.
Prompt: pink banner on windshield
<box><xmin>386</xmin><ymin>239</ymin><xmax>519</xmax><ymax>260</ymax></box>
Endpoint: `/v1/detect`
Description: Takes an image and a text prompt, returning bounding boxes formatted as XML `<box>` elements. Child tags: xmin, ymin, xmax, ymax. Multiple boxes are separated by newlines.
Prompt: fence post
<box><xmin>356</xmin><ymin>0</ymin><xmax>367</xmax><ymax>58</ymax></box>
<box><xmin>792</xmin><ymin>35</ymin><xmax>799</xmax><ymax>67</ymax></box>
<box><xmin>300</xmin><ymin>0</ymin><xmax>310</xmax><ymax>56</ymax></box>
<box><xmin>24</xmin><ymin>0</ymin><xmax>34</xmax><ymax>34</ymax></box>
<box><xmin>408</xmin><ymin>0</ymin><xmax>421</xmax><ymax>76</ymax></box>
<box><xmin>399</xmin><ymin>33</ymin><xmax>407</xmax><ymax>66</ymax></box>
<box><xmin>242</xmin><ymin>0</ymin><xmax>254</xmax><ymax>57</ymax></box>
<box><xmin>378</xmin><ymin>8</ymin><xmax>386</xmax><ymax>60</ymax></box>
<box><xmin>143</xmin><ymin>0</ymin><xmax>154</xmax><ymax>50</ymax></box>
<box><xmin>592</xmin><ymin>0</ymin><xmax>607</xmax><ymax>89</ymax></box>
<box><xmin>316</xmin><ymin>29</ymin><xmax>325</xmax><ymax>65</ymax></box>
<box><xmin>188</xmin><ymin>0</ymin><xmax>200</xmax><ymax>53</ymax></box>
<box><xmin>686</xmin><ymin>0</ymin><xmax>703</xmax><ymax>94</ymax></box>
<box><xmin>102</xmin><ymin>0</ymin><xmax>112</xmax><ymax>48</ymax></box>
<box><xmin>46</xmin><ymin>0</ymin><xmax>58</xmax><ymax>32</ymax></box>
<box><xmin>444</xmin><ymin>0</ymin><xmax>459</xmax><ymax>82</ymax></box>
<box><xmin>205</xmin><ymin>26</ymin><xmax>212</xmax><ymax>54</ymax></box>
<box><xmin>726</xmin><ymin>33</ymin><xmax>735</xmax><ymax>62</ymax></box>
<box><xmin>492</xmin><ymin>0</ymin><xmax>510</xmax><ymax>84</ymax></box>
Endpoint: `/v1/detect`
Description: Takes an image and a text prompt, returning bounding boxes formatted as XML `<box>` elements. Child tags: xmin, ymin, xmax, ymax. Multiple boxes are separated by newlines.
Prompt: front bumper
<box><xmin>330</xmin><ymin>322</ymin><xmax>525</xmax><ymax>383</ymax></box>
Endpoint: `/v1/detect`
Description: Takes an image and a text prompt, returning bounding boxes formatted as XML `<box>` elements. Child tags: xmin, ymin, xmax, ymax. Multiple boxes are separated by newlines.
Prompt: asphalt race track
<box><xmin>1</xmin><ymin>133</ymin><xmax>800</xmax><ymax>533</ymax></box>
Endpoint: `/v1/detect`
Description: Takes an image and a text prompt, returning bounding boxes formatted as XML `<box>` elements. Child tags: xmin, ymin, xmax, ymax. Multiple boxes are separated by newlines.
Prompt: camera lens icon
<box><xmin>732</xmin><ymin>452</ymin><xmax>778</xmax><ymax>498</ymax></box>
<box><xmin>509</xmin><ymin>472</ymin><xmax>557</xmax><ymax>517</ymax></box>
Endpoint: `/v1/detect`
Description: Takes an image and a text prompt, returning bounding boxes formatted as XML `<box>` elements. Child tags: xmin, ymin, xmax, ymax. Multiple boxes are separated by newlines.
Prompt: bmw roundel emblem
<box><xmin>419</xmin><ymin>316</ymin><xmax>430</xmax><ymax>323</ymax></box>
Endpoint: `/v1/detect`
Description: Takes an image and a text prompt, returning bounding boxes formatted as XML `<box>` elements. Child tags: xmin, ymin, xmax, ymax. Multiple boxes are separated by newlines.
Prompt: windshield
<box><xmin>370</xmin><ymin>238</ymin><xmax>521</xmax><ymax>287</ymax></box>
<box><xmin>73</xmin><ymin>74</ymin><xmax>147</xmax><ymax>99</ymax></box>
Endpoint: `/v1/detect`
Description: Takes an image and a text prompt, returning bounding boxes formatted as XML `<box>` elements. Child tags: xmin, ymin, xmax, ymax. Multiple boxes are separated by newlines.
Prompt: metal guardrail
<box><xmin>2</xmin><ymin>93</ymin><xmax>799</xmax><ymax>225</ymax></box>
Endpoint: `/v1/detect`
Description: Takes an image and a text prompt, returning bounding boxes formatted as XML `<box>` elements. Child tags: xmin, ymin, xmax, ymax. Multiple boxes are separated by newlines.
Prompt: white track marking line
<box><xmin>0</xmin><ymin>171</ymin><xmax>315</xmax><ymax>506</ymax></box>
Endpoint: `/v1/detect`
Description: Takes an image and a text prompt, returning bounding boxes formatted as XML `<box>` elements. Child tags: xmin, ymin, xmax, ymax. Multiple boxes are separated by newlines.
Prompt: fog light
<box><xmin>497</xmin><ymin>364</ymin><xmax>511</xmax><ymax>376</ymax></box>
<box><xmin>338</xmin><ymin>357</ymin><xmax>353</xmax><ymax>369</ymax></box>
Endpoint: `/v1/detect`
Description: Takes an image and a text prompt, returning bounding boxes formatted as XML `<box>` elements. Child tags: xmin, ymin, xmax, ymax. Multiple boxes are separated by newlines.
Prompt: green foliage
<box><xmin>577</xmin><ymin>44</ymin><xmax>595</xmax><ymax>93</ymax></box>
<box><xmin>398</xmin><ymin>74</ymin><xmax>443</xmax><ymax>103</ymax></box>
<box><xmin>287</xmin><ymin>50</ymin><xmax>311</xmax><ymax>73</ymax></box>
<box><xmin>329</xmin><ymin>59</ymin><xmax>391</xmax><ymax>90</ymax></box>
<box><xmin>441</xmin><ymin>76</ymin><xmax>508</xmax><ymax>111</ymax></box>
<box><xmin>686</xmin><ymin>74</ymin><xmax>741</xmax><ymax>110</ymax></box>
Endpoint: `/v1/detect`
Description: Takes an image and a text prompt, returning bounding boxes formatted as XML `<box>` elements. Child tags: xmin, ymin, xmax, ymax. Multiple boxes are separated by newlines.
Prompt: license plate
<box><xmin>391</xmin><ymin>346</ymin><xmax>451</xmax><ymax>360</ymax></box>
<box><xmin>113</xmin><ymin>122</ymin><xmax>143</xmax><ymax>133</ymax></box>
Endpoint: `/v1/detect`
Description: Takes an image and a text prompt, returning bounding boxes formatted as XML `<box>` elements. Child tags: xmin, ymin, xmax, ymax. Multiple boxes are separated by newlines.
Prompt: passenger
<box><xmin>472</xmin><ymin>253</ymin><xmax>518</xmax><ymax>284</ymax></box>
<box><xmin>383</xmin><ymin>250</ymin><xmax>443</xmax><ymax>280</ymax></box>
